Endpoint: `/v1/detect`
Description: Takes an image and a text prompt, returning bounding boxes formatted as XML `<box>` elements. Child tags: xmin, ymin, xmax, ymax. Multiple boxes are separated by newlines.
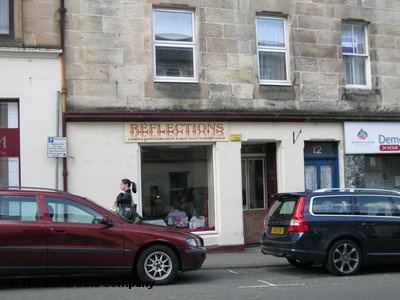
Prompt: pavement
<box><xmin>202</xmin><ymin>246</ymin><xmax>287</xmax><ymax>269</ymax></box>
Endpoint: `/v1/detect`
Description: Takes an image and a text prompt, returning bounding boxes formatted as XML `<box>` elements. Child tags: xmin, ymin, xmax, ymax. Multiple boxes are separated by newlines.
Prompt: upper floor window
<box><xmin>0</xmin><ymin>0</ymin><xmax>12</xmax><ymax>37</ymax></box>
<box><xmin>341</xmin><ymin>23</ymin><xmax>371</xmax><ymax>88</ymax></box>
<box><xmin>153</xmin><ymin>9</ymin><xmax>196</xmax><ymax>82</ymax></box>
<box><xmin>256</xmin><ymin>16</ymin><xmax>290</xmax><ymax>85</ymax></box>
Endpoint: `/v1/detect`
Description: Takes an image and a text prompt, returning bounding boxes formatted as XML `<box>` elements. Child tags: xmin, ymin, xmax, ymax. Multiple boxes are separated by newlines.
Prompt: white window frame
<box><xmin>341</xmin><ymin>23</ymin><xmax>372</xmax><ymax>89</ymax></box>
<box><xmin>152</xmin><ymin>9</ymin><xmax>197</xmax><ymax>83</ymax></box>
<box><xmin>256</xmin><ymin>16</ymin><xmax>290</xmax><ymax>86</ymax></box>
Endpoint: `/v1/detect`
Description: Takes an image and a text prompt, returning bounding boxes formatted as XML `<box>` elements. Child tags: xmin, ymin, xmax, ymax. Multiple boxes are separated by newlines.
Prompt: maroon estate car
<box><xmin>0</xmin><ymin>187</ymin><xmax>206</xmax><ymax>284</ymax></box>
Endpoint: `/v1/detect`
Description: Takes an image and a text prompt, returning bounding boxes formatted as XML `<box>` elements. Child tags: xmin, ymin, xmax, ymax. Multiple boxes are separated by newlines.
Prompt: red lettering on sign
<box><xmin>380</xmin><ymin>145</ymin><xmax>400</xmax><ymax>151</ymax></box>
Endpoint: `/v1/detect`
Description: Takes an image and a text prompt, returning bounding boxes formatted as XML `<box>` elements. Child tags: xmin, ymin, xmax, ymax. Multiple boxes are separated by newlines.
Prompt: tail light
<box><xmin>288</xmin><ymin>196</ymin><xmax>309</xmax><ymax>232</ymax></box>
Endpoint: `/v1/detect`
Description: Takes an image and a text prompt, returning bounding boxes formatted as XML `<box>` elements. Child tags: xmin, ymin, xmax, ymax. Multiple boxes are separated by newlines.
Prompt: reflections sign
<box><xmin>124</xmin><ymin>122</ymin><xmax>229</xmax><ymax>143</ymax></box>
<box><xmin>344</xmin><ymin>122</ymin><xmax>400</xmax><ymax>154</ymax></box>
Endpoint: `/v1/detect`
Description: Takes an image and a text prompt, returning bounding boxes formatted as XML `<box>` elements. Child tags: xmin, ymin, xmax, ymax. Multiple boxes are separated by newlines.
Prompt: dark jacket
<box><xmin>116</xmin><ymin>189</ymin><xmax>133</xmax><ymax>207</ymax></box>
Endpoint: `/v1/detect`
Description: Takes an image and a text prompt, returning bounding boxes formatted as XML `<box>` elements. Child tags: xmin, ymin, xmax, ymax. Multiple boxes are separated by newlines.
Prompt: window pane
<box><xmin>343</xmin><ymin>56</ymin><xmax>366</xmax><ymax>85</ymax></box>
<box><xmin>0</xmin><ymin>196</ymin><xmax>37</xmax><ymax>221</ymax></box>
<box><xmin>320</xmin><ymin>165</ymin><xmax>332</xmax><ymax>189</ymax></box>
<box><xmin>305</xmin><ymin>165</ymin><xmax>317</xmax><ymax>191</ymax></box>
<box><xmin>248</xmin><ymin>159</ymin><xmax>265</xmax><ymax>209</ymax></box>
<box><xmin>355</xmin><ymin>196</ymin><xmax>394</xmax><ymax>216</ymax></box>
<box><xmin>341</xmin><ymin>24</ymin><xmax>365</xmax><ymax>55</ymax></box>
<box><xmin>141</xmin><ymin>145</ymin><xmax>215</xmax><ymax>232</ymax></box>
<box><xmin>257</xmin><ymin>18</ymin><xmax>285</xmax><ymax>47</ymax></box>
<box><xmin>155</xmin><ymin>46</ymin><xmax>194</xmax><ymax>77</ymax></box>
<box><xmin>154</xmin><ymin>10</ymin><xmax>193</xmax><ymax>42</ymax></box>
<box><xmin>312</xmin><ymin>196</ymin><xmax>351</xmax><ymax>215</ymax></box>
<box><xmin>0</xmin><ymin>0</ymin><xmax>10</xmax><ymax>34</ymax></box>
<box><xmin>46</xmin><ymin>198</ymin><xmax>103</xmax><ymax>224</ymax></box>
<box><xmin>259</xmin><ymin>51</ymin><xmax>286</xmax><ymax>80</ymax></box>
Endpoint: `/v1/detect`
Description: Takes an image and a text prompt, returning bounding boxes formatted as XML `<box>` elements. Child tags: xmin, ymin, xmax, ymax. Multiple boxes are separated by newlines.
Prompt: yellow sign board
<box><xmin>124</xmin><ymin>122</ymin><xmax>229</xmax><ymax>143</ymax></box>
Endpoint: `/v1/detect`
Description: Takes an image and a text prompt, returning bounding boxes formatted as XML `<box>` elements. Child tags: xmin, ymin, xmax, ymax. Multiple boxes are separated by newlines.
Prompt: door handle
<box><xmin>361</xmin><ymin>222</ymin><xmax>374</xmax><ymax>226</ymax></box>
<box><xmin>51</xmin><ymin>227</ymin><xmax>65</xmax><ymax>233</ymax></box>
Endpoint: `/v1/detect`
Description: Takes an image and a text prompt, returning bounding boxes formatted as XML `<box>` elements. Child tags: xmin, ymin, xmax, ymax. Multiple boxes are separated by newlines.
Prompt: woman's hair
<box><xmin>121</xmin><ymin>179</ymin><xmax>137</xmax><ymax>193</ymax></box>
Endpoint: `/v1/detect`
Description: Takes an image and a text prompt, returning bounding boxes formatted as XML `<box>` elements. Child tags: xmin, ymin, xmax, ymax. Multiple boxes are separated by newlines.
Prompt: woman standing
<box><xmin>115</xmin><ymin>178</ymin><xmax>136</xmax><ymax>219</ymax></box>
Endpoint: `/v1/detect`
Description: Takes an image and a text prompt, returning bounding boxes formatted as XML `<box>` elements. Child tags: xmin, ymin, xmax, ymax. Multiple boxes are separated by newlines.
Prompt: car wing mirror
<box><xmin>100</xmin><ymin>216</ymin><xmax>114</xmax><ymax>227</ymax></box>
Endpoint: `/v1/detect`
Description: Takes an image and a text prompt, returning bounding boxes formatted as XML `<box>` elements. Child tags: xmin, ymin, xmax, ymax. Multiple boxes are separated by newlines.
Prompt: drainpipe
<box><xmin>59</xmin><ymin>0</ymin><xmax>68</xmax><ymax>191</ymax></box>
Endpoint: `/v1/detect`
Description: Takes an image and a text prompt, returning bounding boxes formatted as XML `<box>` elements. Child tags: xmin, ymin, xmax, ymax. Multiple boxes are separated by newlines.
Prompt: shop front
<box><xmin>345</xmin><ymin>122</ymin><xmax>400</xmax><ymax>190</ymax></box>
<box><xmin>67</xmin><ymin>120</ymin><xmax>344</xmax><ymax>248</ymax></box>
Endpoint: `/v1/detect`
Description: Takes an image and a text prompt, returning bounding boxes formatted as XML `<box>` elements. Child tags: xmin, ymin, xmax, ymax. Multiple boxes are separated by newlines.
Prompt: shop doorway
<box><xmin>242</xmin><ymin>143</ymin><xmax>277</xmax><ymax>244</ymax></box>
<box><xmin>304</xmin><ymin>142</ymin><xmax>339</xmax><ymax>190</ymax></box>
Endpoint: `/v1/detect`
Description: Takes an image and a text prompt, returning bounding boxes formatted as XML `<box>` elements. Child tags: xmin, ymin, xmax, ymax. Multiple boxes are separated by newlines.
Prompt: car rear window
<box><xmin>312</xmin><ymin>196</ymin><xmax>351</xmax><ymax>215</ymax></box>
<box><xmin>268</xmin><ymin>195</ymin><xmax>298</xmax><ymax>220</ymax></box>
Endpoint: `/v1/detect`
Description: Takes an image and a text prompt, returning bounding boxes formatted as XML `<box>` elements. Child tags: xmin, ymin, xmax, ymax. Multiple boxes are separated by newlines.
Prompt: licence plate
<box><xmin>271</xmin><ymin>227</ymin><xmax>284</xmax><ymax>234</ymax></box>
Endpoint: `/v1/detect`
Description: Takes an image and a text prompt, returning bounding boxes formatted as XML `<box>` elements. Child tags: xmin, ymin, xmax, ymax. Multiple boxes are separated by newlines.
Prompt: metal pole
<box><xmin>56</xmin><ymin>91</ymin><xmax>61</xmax><ymax>190</ymax></box>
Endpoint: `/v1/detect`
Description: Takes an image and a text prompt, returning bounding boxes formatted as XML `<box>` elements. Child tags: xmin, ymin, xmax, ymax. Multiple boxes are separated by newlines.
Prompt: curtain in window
<box><xmin>305</xmin><ymin>166</ymin><xmax>317</xmax><ymax>191</ymax></box>
<box><xmin>257</xmin><ymin>18</ymin><xmax>284</xmax><ymax>47</ymax></box>
<box><xmin>259</xmin><ymin>51</ymin><xmax>286</xmax><ymax>80</ymax></box>
<box><xmin>0</xmin><ymin>0</ymin><xmax>10</xmax><ymax>34</ymax></box>
<box><xmin>341</xmin><ymin>23</ymin><xmax>367</xmax><ymax>85</ymax></box>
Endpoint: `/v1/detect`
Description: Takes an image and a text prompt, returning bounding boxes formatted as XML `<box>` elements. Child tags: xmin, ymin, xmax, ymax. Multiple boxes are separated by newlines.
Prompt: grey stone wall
<box><xmin>344</xmin><ymin>154</ymin><xmax>366</xmax><ymax>188</ymax></box>
<box><xmin>64</xmin><ymin>0</ymin><xmax>400</xmax><ymax>117</ymax></box>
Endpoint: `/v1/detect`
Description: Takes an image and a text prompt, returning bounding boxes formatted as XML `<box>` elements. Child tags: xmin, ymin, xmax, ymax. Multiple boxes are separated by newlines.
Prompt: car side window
<box><xmin>354</xmin><ymin>196</ymin><xmax>394</xmax><ymax>216</ymax></box>
<box><xmin>388</xmin><ymin>197</ymin><xmax>400</xmax><ymax>216</ymax></box>
<box><xmin>45</xmin><ymin>197</ymin><xmax>103</xmax><ymax>224</ymax></box>
<box><xmin>312</xmin><ymin>196</ymin><xmax>352</xmax><ymax>215</ymax></box>
<box><xmin>0</xmin><ymin>195</ymin><xmax>38</xmax><ymax>222</ymax></box>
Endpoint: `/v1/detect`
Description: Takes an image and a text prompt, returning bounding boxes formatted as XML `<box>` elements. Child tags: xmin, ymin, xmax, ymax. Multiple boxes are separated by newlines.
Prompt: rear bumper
<box><xmin>261</xmin><ymin>232</ymin><xmax>326</xmax><ymax>264</ymax></box>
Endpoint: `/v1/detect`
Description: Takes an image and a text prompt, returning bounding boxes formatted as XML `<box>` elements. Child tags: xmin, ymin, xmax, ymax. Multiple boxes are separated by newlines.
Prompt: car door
<box><xmin>354</xmin><ymin>195</ymin><xmax>400</xmax><ymax>256</ymax></box>
<box><xmin>44</xmin><ymin>196</ymin><xmax>125</xmax><ymax>269</ymax></box>
<box><xmin>0</xmin><ymin>194</ymin><xmax>47</xmax><ymax>273</ymax></box>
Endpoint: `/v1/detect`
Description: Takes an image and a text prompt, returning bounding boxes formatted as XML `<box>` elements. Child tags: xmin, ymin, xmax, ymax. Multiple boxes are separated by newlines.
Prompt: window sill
<box><xmin>341</xmin><ymin>87</ymin><xmax>381</xmax><ymax>101</ymax></box>
<box><xmin>257</xmin><ymin>85</ymin><xmax>296</xmax><ymax>101</ymax></box>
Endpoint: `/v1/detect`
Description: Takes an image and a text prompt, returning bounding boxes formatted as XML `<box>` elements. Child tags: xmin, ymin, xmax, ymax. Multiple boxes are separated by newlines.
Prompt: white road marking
<box><xmin>239</xmin><ymin>280</ymin><xmax>305</xmax><ymax>289</ymax></box>
<box><xmin>228</xmin><ymin>270</ymin><xmax>239</xmax><ymax>275</ymax></box>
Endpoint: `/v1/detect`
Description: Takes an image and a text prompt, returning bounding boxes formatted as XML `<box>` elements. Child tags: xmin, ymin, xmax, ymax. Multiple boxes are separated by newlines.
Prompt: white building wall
<box><xmin>0</xmin><ymin>56</ymin><xmax>62</xmax><ymax>188</ymax></box>
<box><xmin>66</xmin><ymin>121</ymin><xmax>343</xmax><ymax>247</ymax></box>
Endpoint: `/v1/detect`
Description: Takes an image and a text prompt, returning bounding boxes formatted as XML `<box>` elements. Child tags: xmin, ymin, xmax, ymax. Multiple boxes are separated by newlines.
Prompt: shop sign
<box><xmin>344</xmin><ymin>122</ymin><xmax>400</xmax><ymax>154</ymax></box>
<box><xmin>0</xmin><ymin>129</ymin><xmax>19</xmax><ymax>157</ymax></box>
<box><xmin>124</xmin><ymin>122</ymin><xmax>229</xmax><ymax>143</ymax></box>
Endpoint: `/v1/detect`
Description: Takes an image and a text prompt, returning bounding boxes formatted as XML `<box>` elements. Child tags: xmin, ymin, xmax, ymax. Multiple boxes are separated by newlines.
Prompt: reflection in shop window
<box><xmin>141</xmin><ymin>145</ymin><xmax>215</xmax><ymax>232</ymax></box>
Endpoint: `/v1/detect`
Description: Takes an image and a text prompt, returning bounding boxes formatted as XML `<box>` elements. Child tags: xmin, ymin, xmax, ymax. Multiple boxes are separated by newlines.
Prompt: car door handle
<box><xmin>51</xmin><ymin>227</ymin><xmax>65</xmax><ymax>233</ymax></box>
<box><xmin>361</xmin><ymin>222</ymin><xmax>374</xmax><ymax>226</ymax></box>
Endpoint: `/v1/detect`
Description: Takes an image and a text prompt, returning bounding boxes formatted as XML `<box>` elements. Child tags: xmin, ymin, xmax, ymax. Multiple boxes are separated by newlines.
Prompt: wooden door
<box><xmin>242</xmin><ymin>158</ymin><xmax>267</xmax><ymax>244</ymax></box>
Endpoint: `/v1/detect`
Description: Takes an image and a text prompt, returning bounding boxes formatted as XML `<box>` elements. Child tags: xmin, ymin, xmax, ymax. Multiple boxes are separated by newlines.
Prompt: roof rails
<box><xmin>314</xmin><ymin>188</ymin><xmax>400</xmax><ymax>195</ymax></box>
<box><xmin>0</xmin><ymin>186</ymin><xmax>72</xmax><ymax>195</ymax></box>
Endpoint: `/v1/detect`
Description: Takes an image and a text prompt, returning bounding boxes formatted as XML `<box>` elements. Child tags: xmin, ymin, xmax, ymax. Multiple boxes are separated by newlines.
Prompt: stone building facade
<box><xmin>61</xmin><ymin>0</ymin><xmax>400</xmax><ymax>248</ymax></box>
<box><xmin>0</xmin><ymin>0</ymin><xmax>62</xmax><ymax>188</ymax></box>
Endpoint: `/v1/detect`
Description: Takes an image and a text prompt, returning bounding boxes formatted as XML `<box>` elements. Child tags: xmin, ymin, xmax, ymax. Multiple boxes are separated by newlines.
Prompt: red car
<box><xmin>0</xmin><ymin>187</ymin><xmax>206</xmax><ymax>284</ymax></box>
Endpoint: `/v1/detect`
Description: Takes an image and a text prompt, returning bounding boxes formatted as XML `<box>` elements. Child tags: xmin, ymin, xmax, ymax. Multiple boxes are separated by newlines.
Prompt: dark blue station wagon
<box><xmin>261</xmin><ymin>188</ymin><xmax>400</xmax><ymax>275</ymax></box>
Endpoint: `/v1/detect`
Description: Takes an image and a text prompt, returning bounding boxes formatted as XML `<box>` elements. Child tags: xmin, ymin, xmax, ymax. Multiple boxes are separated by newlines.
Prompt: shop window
<box><xmin>0</xmin><ymin>0</ymin><xmax>13</xmax><ymax>38</ymax></box>
<box><xmin>141</xmin><ymin>145</ymin><xmax>215</xmax><ymax>232</ymax></box>
<box><xmin>0</xmin><ymin>102</ymin><xmax>19</xmax><ymax>186</ymax></box>
<box><xmin>256</xmin><ymin>16</ymin><xmax>290</xmax><ymax>85</ymax></box>
<box><xmin>341</xmin><ymin>23</ymin><xmax>371</xmax><ymax>88</ymax></box>
<box><xmin>153</xmin><ymin>9</ymin><xmax>196</xmax><ymax>82</ymax></box>
<box><xmin>364</xmin><ymin>155</ymin><xmax>400</xmax><ymax>190</ymax></box>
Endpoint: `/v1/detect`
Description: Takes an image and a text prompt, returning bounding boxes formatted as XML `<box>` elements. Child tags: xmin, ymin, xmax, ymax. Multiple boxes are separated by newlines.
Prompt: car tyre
<box><xmin>136</xmin><ymin>245</ymin><xmax>179</xmax><ymax>285</ymax></box>
<box><xmin>326</xmin><ymin>239</ymin><xmax>362</xmax><ymax>276</ymax></box>
<box><xmin>286</xmin><ymin>257</ymin><xmax>313</xmax><ymax>268</ymax></box>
